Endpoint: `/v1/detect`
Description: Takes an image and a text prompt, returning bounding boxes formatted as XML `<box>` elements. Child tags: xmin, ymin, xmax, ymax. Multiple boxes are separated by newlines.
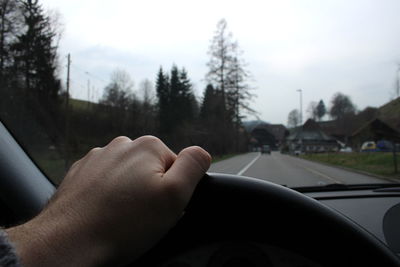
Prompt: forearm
<box><xmin>5</xmin><ymin>215</ymin><xmax>111</xmax><ymax>267</ymax></box>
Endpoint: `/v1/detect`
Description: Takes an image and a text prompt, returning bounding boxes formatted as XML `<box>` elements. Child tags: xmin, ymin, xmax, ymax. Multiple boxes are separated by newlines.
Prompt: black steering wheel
<box><xmin>133</xmin><ymin>173</ymin><xmax>400</xmax><ymax>267</ymax></box>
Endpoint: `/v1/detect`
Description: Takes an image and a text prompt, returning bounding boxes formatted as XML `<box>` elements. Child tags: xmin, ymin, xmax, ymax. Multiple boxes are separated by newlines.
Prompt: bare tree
<box><xmin>100</xmin><ymin>69</ymin><xmax>134</xmax><ymax>108</ymax></box>
<box><xmin>138</xmin><ymin>78</ymin><xmax>154</xmax><ymax>105</ymax></box>
<box><xmin>206</xmin><ymin>18</ymin><xmax>235</xmax><ymax>95</ymax></box>
<box><xmin>287</xmin><ymin>109</ymin><xmax>300</xmax><ymax>128</ymax></box>
<box><xmin>307</xmin><ymin>101</ymin><xmax>318</xmax><ymax>120</ymax></box>
<box><xmin>206</xmin><ymin>18</ymin><xmax>256</xmax><ymax>151</ymax></box>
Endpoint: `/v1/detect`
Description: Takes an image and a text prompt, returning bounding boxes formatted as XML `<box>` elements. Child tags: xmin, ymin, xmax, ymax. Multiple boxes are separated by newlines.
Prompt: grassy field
<box><xmin>302</xmin><ymin>152</ymin><xmax>400</xmax><ymax>179</ymax></box>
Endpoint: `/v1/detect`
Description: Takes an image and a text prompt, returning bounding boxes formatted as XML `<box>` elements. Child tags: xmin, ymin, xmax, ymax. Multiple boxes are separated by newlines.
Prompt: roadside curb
<box><xmin>287</xmin><ymin>154</ymin><xmax>399</xmax><ymax>183</ymax></box>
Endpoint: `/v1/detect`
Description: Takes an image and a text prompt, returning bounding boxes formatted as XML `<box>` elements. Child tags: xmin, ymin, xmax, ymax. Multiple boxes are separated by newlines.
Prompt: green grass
<box><xmin>211</xmin><ymin>153</ymin><xmax>240</xmax><ymax>163</ymax></box>
<box><xmin>69</xmin><ymin>98</ymin><xmax>95</xmax><ymax>111</ymax></box>
<box><xmin>301</xmin><ymin>152</ymin><xmax>400</xmax><ymax>179</ymax></box>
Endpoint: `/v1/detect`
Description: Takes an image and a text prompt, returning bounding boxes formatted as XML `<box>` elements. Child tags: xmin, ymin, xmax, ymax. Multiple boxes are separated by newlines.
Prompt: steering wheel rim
<box><xmin>134</xmin><ymin>173</ymin><xmax>400</xmax><ymax>267</ymax></box>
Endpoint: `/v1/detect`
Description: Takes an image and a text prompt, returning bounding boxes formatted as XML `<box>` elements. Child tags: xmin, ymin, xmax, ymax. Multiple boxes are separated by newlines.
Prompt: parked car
<box><xmin>361</xmin><ymin>141</ymin><xmax>378</xmax><ymax>152</ymax></box>
<box><xmin>376</xmin><ymin>140</ymin><xmax>394</xmax><ymax>152</ymax></box>
<box><xmin>340</xmin><ymin>147</ymin><xmax>353</xmax><ymax>153</ymax></box>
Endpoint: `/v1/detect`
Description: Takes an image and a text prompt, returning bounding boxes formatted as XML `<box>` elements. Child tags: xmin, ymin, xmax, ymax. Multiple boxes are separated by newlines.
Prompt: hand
<box><xmin>6</xmin><ymin>136</ymin><xmax>211</xmax><ymax>267</ymax></box>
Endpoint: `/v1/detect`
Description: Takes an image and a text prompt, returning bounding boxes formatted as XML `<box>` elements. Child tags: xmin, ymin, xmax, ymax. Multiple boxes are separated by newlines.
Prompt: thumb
<box><xmin>164</xmin><ymin>146</ymin><xmax>211</xmax><ymax>200</ymax></box>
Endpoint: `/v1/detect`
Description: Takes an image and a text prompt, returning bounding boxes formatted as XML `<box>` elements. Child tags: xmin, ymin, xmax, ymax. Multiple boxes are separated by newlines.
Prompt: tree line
<box><xmin>0</xmin><ymin>0</ymin><xmax>62</xmax><ymax>147</ymax></box>
<box><xmin>0</xmin><ymin>0</ymin><xmax>254</xmax><ymax>173</ymax></box>
<box><xmin>287</xmin><ymin>92</ymin><xmax>359</xmax><ymax>128</ymax></box>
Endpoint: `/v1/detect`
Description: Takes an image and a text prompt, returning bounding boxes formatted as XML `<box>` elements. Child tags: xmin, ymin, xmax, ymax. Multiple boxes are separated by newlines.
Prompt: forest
<box><xmin>0</xmin><ymin>0</ymin><xmax>254</xmax><ymax>182</ymax></box>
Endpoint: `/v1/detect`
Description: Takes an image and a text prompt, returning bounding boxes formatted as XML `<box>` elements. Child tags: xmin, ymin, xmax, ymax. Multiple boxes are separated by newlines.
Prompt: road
<box><xmin>209</xmin><ymin>152</ymin><xmax>389</xmax><ymax>187</ymax></box>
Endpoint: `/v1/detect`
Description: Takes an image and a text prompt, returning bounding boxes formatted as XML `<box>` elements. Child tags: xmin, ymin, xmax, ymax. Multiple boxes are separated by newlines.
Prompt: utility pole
<box><xmin>397</xmin><ymin>64</ymin><xmax>400</xmax><ymax>98</ymax></box>
<box><xmin>297</xmin><ymin>89</ymin><xmax>303</xmax><ymax>153</ymax></box>
<box><xmin>87</xmin><ymin>79</ymin><xmax>90</xmax><ymax>109</ymax></box>
<box><xmin>65</xmin><ymin>54</ymin><xmax>71</xmax><ymax>170</ymax></box>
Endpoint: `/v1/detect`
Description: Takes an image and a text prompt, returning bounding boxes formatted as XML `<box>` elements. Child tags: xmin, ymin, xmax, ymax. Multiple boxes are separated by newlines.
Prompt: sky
<box><xmin>41</xmin><ymin>0</ymin><xmax>400</xmax><ymax>125</ymax></box>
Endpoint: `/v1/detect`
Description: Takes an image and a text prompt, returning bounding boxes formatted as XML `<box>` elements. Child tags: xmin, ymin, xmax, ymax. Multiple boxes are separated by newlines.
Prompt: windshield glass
<box><xmin>0</xmin><ymin>0</ymin><xmax>399</xmax><ymax>187</ymax></box>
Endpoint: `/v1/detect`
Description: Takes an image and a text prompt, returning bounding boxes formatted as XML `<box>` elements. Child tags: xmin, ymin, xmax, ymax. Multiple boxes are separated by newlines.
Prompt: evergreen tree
<box><xmin>178</xmin><ymin>67</ymin><xmax>197</xmax><ymax>122</ymax></box>
<box><xmin>156</xmin><ymin>65</ymin><xmax>197</xmax><ymax>136</ymax></box>
<box><xmin>12</xmin><ymin>0</ymin><xmax>61</xmax><ymax>107</ymax></box>
<box><xmin>0</xmin><ymin>0</ymin><xmax>22</xmax><ymax>79</ymax></box>
<box><xmin>156</xmin><ymin>67</ymin><xmax>170</xmax><ymax>134</ymax></box>
<box><xmin>316</xmin><ymin>99</ymin><xmax>326</xmax><ymax>121</ymax></box>
<box><xmin>200</xmin><ymin>84</ymin><xmax>234</xmax><ymax>155</ymax></box>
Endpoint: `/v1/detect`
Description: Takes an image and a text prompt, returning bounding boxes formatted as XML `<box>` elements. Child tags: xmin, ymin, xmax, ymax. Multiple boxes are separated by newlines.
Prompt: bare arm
<box><xmin>6</xmin><ymin>136</ymin><xmax>211</xmax><ymax>267</ymax></box>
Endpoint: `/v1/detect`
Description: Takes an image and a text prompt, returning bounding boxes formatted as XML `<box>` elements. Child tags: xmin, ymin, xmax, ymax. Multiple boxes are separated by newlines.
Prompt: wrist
<box><xmin>6</xmin><ymin>212</ymin><xmax>112</xmax><ymax>267</ymax></box>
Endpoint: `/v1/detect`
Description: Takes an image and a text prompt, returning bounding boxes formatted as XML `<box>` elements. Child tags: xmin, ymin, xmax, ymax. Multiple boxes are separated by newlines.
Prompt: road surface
<box><xmin>209</xmin><ymin>152</ymin><xmax>389</xmax><ymax>187</ymax></box>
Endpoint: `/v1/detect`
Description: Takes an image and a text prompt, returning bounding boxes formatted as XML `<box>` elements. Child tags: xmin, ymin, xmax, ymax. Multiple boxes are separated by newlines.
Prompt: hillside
<box><xmin>378</xmin><ymin>97</ymin><xmax>400</xmax><ymax>131</ymax></box>
<box><xmin>69</xmin><ymin>98</ymin><xmax>97</xmax><ymax>111</ymax></box>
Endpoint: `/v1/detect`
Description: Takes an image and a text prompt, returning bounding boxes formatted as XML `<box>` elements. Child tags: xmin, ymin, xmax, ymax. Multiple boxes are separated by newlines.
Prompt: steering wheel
<box><xmin>133</xmin><ymin>173</ymin><xmax>400</xmax><ymax>267</ymax></box>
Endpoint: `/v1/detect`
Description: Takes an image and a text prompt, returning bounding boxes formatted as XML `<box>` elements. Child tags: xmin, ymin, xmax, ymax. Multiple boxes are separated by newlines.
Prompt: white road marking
<box><xmin>237</xmin><ymin>152</ymin><xmax>261</xmax><ymax>176</ymax></box>
<box><xmin>301</xmin><ymin>166</ymin><xmax>343</xmax><ymax>184</ymax></box>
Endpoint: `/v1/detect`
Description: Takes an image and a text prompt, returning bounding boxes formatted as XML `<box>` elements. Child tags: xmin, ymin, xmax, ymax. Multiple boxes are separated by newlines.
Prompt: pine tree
<box><xmin>200</xmin><ymin>84</ymin><xmax>233</xmax><ymax>155</ymax></box>
<box><xmin>178</xmin><ymin>68</ymin><xmax>197</xmax><ymax>122</ymax></box>
<box><xmin>0</xmin><ymin>0</ymin><xmax>22</xmax><ymax>79</ymax></box>
<box><xmin>316</xmin><ymin>100</ymin><xmax>326</xmax><ymax>121</ymax></box>
<box><xmin>12</xmin><ymin>0</ymin><xmax>61</xmax><ymax>106</ymax></box>
<box><xmin>156</xmin><ymin>67</ymin><xmax>170</xmax><ymax>134</ymax></box>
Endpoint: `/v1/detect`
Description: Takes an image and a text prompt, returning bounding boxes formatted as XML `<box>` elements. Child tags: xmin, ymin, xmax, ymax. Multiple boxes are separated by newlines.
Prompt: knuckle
<box><xmin>88</xmin><ymin>147</ymin><xmax>102</xmax><ymax>156</ymax></box>
<box><xmin>179</xmin><ymin>146</ymin><xmax>210</xmax><ymax>172</ymax></box>
<box><xmin>110</xmin><ymin>136</ymin><xmax>132</xmax><ymax>145</ymax></box>
<box><xmin>70</xmin><ymin>159</ymin><xmax>81</xmax><ymax>170</ymax></box>
<box><xmin>134</xmin><ymin>135</ymin><xmax>162</xmax><ymax>147</ymax></box>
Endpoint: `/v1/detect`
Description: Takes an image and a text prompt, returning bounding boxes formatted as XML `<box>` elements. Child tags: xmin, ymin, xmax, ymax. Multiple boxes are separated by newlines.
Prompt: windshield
<box><xmin>0</xmin><ymin>0</ymin><xmax>399</xmax><ymax>187</ymax></box>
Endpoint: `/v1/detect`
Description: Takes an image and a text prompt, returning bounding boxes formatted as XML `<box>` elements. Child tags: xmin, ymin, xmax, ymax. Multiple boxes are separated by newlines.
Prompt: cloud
<box><xmin>43</xmin><ymin>0</ymin><xmax>400</xmax><ymax>124</ymax></box>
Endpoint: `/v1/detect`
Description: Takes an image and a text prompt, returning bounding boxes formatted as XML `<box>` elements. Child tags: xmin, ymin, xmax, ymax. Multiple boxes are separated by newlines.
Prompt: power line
<box><xmin>70</xmin><ymin>64</ymin><xmax>108</xmax><ymax>84</ymax></box>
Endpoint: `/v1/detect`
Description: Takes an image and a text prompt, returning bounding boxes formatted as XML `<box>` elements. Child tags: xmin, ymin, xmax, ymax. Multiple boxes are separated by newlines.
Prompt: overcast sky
<box><xmin>41</xmin><ymin>0</ymin><xmax>400</xmax><ymax>125</ymax></box>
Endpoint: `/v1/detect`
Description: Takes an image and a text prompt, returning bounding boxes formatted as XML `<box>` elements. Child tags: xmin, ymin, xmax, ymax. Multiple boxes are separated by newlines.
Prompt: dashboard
<box><xmin>306</xmin><ymin>188</ymin><xmax>400</xmax><ymax>255</ymax></box>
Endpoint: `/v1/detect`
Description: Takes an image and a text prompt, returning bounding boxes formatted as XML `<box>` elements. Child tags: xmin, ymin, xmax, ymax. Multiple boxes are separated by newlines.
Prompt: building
<box><xmin>243</xmin><ymin>121</ymin><xmax>288</xmax><ymax>150</ymax></box>
<box><xmin>286</xmin><ymin>119</ymin><xmax>338</xmax><ymax>153</ymax></box>
<box><xmin>350</xmin><ymin>118</ymin><xmax>400</xmax><ymax>150</ymax></box>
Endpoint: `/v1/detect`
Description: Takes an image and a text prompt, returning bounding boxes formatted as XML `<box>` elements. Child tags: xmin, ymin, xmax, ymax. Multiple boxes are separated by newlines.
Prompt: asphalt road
<box><xmin>209</xmin><ymin>152</ymin><xmax>389</xmax><ymax>187</ymax></box>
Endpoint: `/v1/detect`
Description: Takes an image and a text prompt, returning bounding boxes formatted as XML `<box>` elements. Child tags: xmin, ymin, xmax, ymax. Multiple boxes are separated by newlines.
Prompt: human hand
<box><xmin>6</xmin><ymin>136</ymin><xmax>211</xmax><ymax>267</ymax></box>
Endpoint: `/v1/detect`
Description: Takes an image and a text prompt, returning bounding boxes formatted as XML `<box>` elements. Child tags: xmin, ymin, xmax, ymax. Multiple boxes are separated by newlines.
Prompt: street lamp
<box><xmin>296</xmin><ymin>89</ymin><xmax>304</xmax><ymax>153</ymax></box>
<box><xmin>297</xmin><ymin>89</ymin><xmax>303</xmax><ymax>126</ymax></box>
<box><xmin>396</xmin><ymin>64</ymin><xmax>400</xmax><ymax>98</ymax></box>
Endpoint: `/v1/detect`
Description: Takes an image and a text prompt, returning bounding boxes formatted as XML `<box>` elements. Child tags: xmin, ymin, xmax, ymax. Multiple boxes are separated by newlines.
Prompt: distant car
<box><xmin>361</xmin><ymin>141</ymin><xmax>377</xmax><ymax>152</ymax></box>
<box><xmin>261</xmin><ymin>145</ymin><xmax>271</xmax><ymax>154</ymax></box>
<box><xmin>340</xmin><ymin>147</ymin><xmax>353</xmax><ymax>153</ymax></box>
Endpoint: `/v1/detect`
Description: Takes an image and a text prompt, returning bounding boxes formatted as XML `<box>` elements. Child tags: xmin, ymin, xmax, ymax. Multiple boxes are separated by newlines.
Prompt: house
<box><xmin>350</xmin><ymin>118</ymin><xmax>400</xmax><ymax>150</ymax></box>
<box><xmin>286</xmin><ymin>119</ymin><xmax>338</xmax><ymax>153</ymax></box>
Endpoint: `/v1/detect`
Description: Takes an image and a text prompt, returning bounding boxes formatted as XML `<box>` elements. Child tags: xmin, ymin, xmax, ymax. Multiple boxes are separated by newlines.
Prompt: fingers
<box><xmin>130</xmin><ymin>136</ymin><xmax>177</xmax><ymax>170</ymax></box>
<box><xmin>163</xmin><ymin>146</ymin><xmax>211</xmax><ymax>197</ymax></box>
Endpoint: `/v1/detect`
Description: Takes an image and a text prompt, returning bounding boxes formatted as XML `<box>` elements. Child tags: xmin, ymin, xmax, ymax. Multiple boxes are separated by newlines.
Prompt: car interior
<box><xmin>2</xmin><ymin>0</ymin><xmax>400</xmax><ymax>265</ymax></box>
<box><xmin>1</xmin><ymin>120</ymin><xmax>400</xmax><ymax>267</ymax></box>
